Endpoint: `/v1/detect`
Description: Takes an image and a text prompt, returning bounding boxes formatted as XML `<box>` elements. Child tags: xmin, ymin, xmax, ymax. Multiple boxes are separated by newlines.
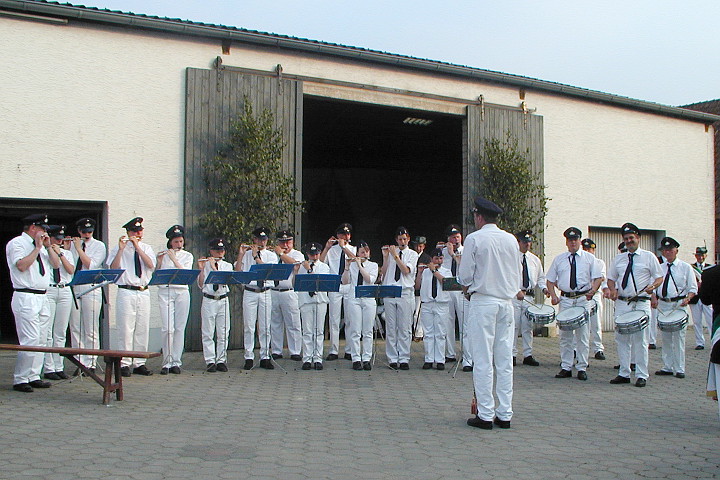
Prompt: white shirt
<box><xmin>546</xmin><ymin>249</ymin><xmax>602</xmax><ymax>293</ymax></box>
<box><xmin>607</xmin><ymin>248</ymin><xmax>663</xmax><ymax>297</ymax></box>
<box><xmin>70</xmin><ymin>237</ymin><xmax>106</xmax><ymax>271</ymax></box>
<box><xmin>200</xmin><ymin>259</ymin><xmax>232</xmax><ymax>296</ymax></box>
<box><xmin>347</xmin><ymin>260</ymin><xmax>379</xmax><ymax>299</ymax></box>
<box><xmin>6</xmin><ymin>232</ymin><xmax>51</xmax><ymax>290</ymax></box>
<box><xmin>382</xmin><ymin>246</ymin><xmax>418</xmax><ymax>289</ymax></box>
<box><xmin>441</xmin><ymin>244</ymin><xmax>464</xmax><ymax>276</ymax></box>
<box><xmin>519</xmin><ymin>250</ymin><xmax>547</xmax><ymax>291</ymax></box>
<box><xmin>457</xmin><ymin>224</ymin><xmax>520</xmax><ymax>300</ymax></box>
<box><xmin>156</xmin><ymin>249</ymin><xmax>195</xmax><ymax>289</ymax></box>
<box><xmin>274</xmin><ymin>248</ymin><xmax>304</xmax><ymax>289</ymax></box>
<box><xmin>296</xmin><ymin>260</ymin><xmax>331</xmax><ymax>304</ymax></box>
<box><xmin>325</xmin><ymin>243</ymin><xmax>357</xmax><ymax>276</ymax></box>
<box><xmin>106</xmin><ymin>241</ymin><xmax>156</xmax><ymax>287</ymax></box>
<box><xmin>595</xmin><ymin>257</ymin><xmax>608</xmax><ymax>290</ymax></box>
<box><xmin>419</xmin><ymin>266</ymin><xmax>452</xmax><ymax>303</ymax></box>
<box><xmin>655</xmin><ymin>258</ymin><xmax>698</xmax><ymax>299</ymax></box>
<box><xmin>239</xmin><ymin>248</ymin><xmax>278</xmax><ymax>288</ymax></box>
<box><xmin>51</xmin><ymin>248</ymin><xmax>75</xmax><ymax>284</ymax></box>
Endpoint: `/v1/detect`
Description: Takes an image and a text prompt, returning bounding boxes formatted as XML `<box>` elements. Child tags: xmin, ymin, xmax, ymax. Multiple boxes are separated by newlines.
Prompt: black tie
<box><xmin>134</xmin><ymin>249</ymin><xmax>142</xmax><ymax>277</ymax></box>
<box><xmin>431</xmin><ymin>272</ymin><xmax>437</xmax><ymax>298</ymax></box>
<box><xmin>569</xmin><ymin>253</ymin><xmax>577</xmax><ymax>290</ymax></box>
<box><xmin>212</xmin><ymin>262</ymin><xmax>219</xmax><ymax>291</ymax></box>
<box><xmin>451</xmin><ymin>256</ymin><xmax>457</xmax><ymax>276</ymax></box>
<box><xmin>53</xmin><ymin>267</ymin><xmax>60</xmax><ymax>283</ymax></box>
<box><xmin>34</xmin><ymin>242</ymin><xmax>45</xmax><ymax>276</ymax></box>
<box><xmin>621</xmin><ymin>253</ymin><xmax>635</xmax><ymax>289</ymax></box>
<box><xmin>309</xmin><ymin>262</ymin><xmax>315</xmax><ymax>297</ymax></box>
<box><xmin>522</xmin><ymin>254</ymin><xmax>530</xmax><ymax>289</ymax></box>
<box><xmin>394</xmin><ymin>250</ymin><xmax>402</xmax><ymax>282</ymax></box>
<box><xmin>75</xmin><ymin>242</ymin><xmax>85</xmax><ymax>272</ymax></box>
<box><xmin>339</xmin><ymin>249</ymin><xmax>346</xmax><ymax>275</ymax></box>
<box><xmin>357</xmin><ymin>265</ymin><xmax>363</xmax><ymax>286</ymax></box>
<box><xmin>661</xmin><ymin>263</ymin><xmax>672</xmax><ymax>298</ymax></box>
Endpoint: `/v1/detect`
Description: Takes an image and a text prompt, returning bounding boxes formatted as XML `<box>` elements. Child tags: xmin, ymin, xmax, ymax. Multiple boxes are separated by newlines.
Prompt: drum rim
<box><xmin>556</xmin><ymin>306</ymin><xmax>586</xmax><ymax>321</ymax></box>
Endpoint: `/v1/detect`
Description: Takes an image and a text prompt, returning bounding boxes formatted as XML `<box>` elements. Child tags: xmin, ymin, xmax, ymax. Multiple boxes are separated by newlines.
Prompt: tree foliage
<box><xmin>478</xmin><ymin>131</ymin><xmax>549</xmax><ymax>235</ymax></box>
<box><xmin>200</xmin><ymin>100</ymin><xmax>302</xmax><ymax>259</ymax></box>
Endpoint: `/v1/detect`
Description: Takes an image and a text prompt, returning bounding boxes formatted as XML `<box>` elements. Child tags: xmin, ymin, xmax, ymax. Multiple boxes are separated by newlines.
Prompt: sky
<box><xmin>75</xmin><ymin>1</ymin><xmax>718</xmax><ymax>107</ymax></box>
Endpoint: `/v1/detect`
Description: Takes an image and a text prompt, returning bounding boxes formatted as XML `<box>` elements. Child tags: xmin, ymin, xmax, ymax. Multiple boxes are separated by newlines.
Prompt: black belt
<box><xmin>659</xmin><ymin>295</ymin><xmax>686</xmax><ymax>302</ymax></box>
<box><xmin>561</xmin><ymin>290</ymin><xmax>589</xmax><ymax>298</ymax></box>
<box><xmin>522</xmin><ymin>289</ymin><xmax>535</xmax><ymax>296</ymax></box>
<box><xmin>618</xmin><ymin>295</ymin><xmax>650</xmax><ymax>302</ymax></box>
<box><xmin>49</xmin><ymin>283</ymin><xmax>67</xmax><ymax>288</ymax></box>
<box><xmin>118</xmin><ymin>285</ymin><xmax>148</xmax><ymax>291</ymax></box>
<box><xmin>14</xmin><ymin>288</ymin><xmax>46</xmax><ymax>294</ymax></box>
<box><xmin>245</xmin><ymin>286</ymin><xmax>269</xmax><ymax>293</ymax></box>
<box><xmin>271</xmin><ymin>288</ymin><xmax>292</xmax><ymax>292</ymax></box>
<box><xmin>203</xmin><ymin>293</ymin><xmax>228</xmax><ymax>300</ymax></box>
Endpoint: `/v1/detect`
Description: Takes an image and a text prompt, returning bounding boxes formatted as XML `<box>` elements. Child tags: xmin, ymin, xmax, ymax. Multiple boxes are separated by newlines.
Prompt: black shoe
<box><xmin>635</xmin><ymin>378</ymin><xmax>646</xmax><ymax>387</ymax></box>
<box><xmin>610</xmin><ymin>375</ymin><xmax>631</xmax><ymax>384</ymax></box>
<box><xmin>344</xmin><ymin>353</ymin><xmax>352</xmax><ymax>360</ymax></box>
<box><xmin>362</xmin><ymin>362</ymin><xmax>371</xmax><ymax>371</ymax></box>
<box><xmin>695</xmin><ymin>345</ymin><xmax>705</xmax><ymax>350</ymax></box>
<box><xmin>523</xmin><ymin>356</ymin><xmax>540</xmax><ymax>366</ymax></box>
<box><xmin>445</xmin><ymin>357</ymin><xmax>457</xmax><ymax>363</ymax></box>
<box><xmin>29</xmin><ymin>380</ymin><xmax>51</xmax><ymax>388</ymax></box>
<box><xmin>614</xmin><ymin>364</ymin><xmax>620</xmax><ymax>369</ymax></box>
<box><xmin>422</xmin><ymin>362</ymin><xmax>433</xmax><ymax>370</ymax></box>
<box><xmin>353</xmin><ymin>361</ymin><xmax>363</xmax><ymax>370</ymax></box>
<box><xmin>631</xmin><ymin>363</ymin><xmax>636</xmax><ymax>371</ymax></box>
<box><xmin>675</xmin><ymin>373</ymin><xmax>685</xmax><ymax>378</ymax></box>
<box><xmin>302</xmin><ymin>362</ymin><xmax>312</xmax><ymax>370</ymax></box>
<box><xmin>120</xmin><ymin>366</ymin><xmax>131</xmax><ymax>377</ymax></box>
<box><xmin>648</xmin><ymin>343</ymin><xmax>657</xmax><ymax>350</ymax></box>
<box><xmin>290</xmin><ymin>354</ymin><xmax>302</xmax><ymax>361</ymax></box>
<box><xmin>389</xmin><ymin>363</ymin><xmax>398</xmax><ymax>370</ymax></box>
<box><xmin>216</xmin><ymin>363</ymin><xmax>228</xmax><ymax>372</ymax></box>
<box><xmin>462</xmin><ymin>366</ymin><xmax>473</xmax><ymax>372</ymax></box>
<box><xmin>259</xmin><ymin>359</ymin><xmax>274</xmax><ymax>369</ymax></box>
<box><xmin>169</xmin><ymin>366</ymin><xmax>181</xmax><ymax>374</ymax></box>
<box><xmin>436</xmin><ymin>363</ymin><xmax>445</xmax><ymax>371</ymax></box>
<box><xmin>160</xmin><ymin>368</ymin><xmax>169</xmax><ymax>375</ymax></box>
<box><xmin>467</xmin><ymin>416</ymin><xmax>493</xmax><ymax>430</ymax></box>
<box><xmin>493</xmin><ymin>417</ymin><xmax>511</xmax><ymax>429</ymax></box>
<box><xmin>399</xmin><ymin>363</ymin><xmax>409</xmax><ymax>370</ymax></box>
<box><xmin>206</xmin><ymin>363</ymin><xmax>217</xmax><ymax>373</ymax></box>
<box><xmin>244</xmin><ymin>359</ymin><xmax>253</xmax><ymax>370</ymax></box>
<box><xmin>594</xmin><ymin>351</ymin><xmax>606</xmax><ymax>360</ymax></box>
<box><xmin>314</xmin><ymin>362</ymin><xmax>323</xmax><ymax>370</ymax></box>
<box><xmin>512</xmin><ymin>357</ymin><xmax>516</xmax><ymax>366</ymax></box>
<box><xmin>577</xmin><ymin>371</ymin><xmax>588</xmax><ymax>381</ymax></box>
<box><xmin>655</xmin><ymin>370</ymin><xmax>673</xmax><ymax>376</ymax></box>
<box><xmin>56</xmin><ymin>371</ymin><xmax>69</xmax><ymax>379</ymax></box>
<box><xmin>12</xmin><ymin>383</ymin><xmax>32</xmax><ymax>392</ymax></box>
<box><xmin>326</xmin><ymin>354</ymin><xmax>339</xmax><ymax>361</ymax></box>
<box><xmin>133</xmin><ymin>365</ymin><xmax>153</xmax><ymax>376</ymax></box>
<box><xmin>271</xmin><ymin>353</ymin><xmax>283</xmax><ymax>360</ymax></box>
<box><xmin>44</xmin><ymin>372</ymin><xmax>61</xmax><ymax>380</ymax></box>
<box><xmin>555</xmin><ymin>369</ymin><xmax>572</xmax><ymax>378</ymax></box>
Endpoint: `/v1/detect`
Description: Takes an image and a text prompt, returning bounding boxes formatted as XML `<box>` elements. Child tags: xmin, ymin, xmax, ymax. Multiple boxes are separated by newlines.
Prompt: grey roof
<box><xmin>2</xmin><ymin>0</ymin><xmax>719</xmax><ymax>124</ymax></box>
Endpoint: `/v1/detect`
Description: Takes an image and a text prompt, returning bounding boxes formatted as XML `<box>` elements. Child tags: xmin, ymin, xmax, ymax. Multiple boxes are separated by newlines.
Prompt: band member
<box><xmin>6</xmin><ymin>214</ymin><xmax>57</xmax><ymax>392</ymax></box>
<box><xmin>270</xmin><ymin>230</ymin><xmax>304</xmax><ymax>361</ymax></box>
<box><xmin>581</xmin><ymin>238</ymin><xmax>607</xmax><ymax>360</ymax></box>
<box><xmin>107</xmin><ymin>217</ymin><xmax>156</xmax><ymax>377</ymax></box>
<box><xmin>442</xmin><ymin>225</ymin><xmax>471</xmax><ymax>371</ymax></box>
<box><xmin>343</xmin><ymin>240</ymin><xmax>379</xmax><ymax>371</ymax></box>
<box><xmin>43</xmin><ymin>225</ymin><xmax>75</xmax><ymax>380</ymax></box>
<box><xmin>513</xmin><ymin>230</ymin><xmax>548</xmax><ymax>367</ymax></box>
<box><xmin>458</xmin><ymin>197</ymin><xmax>520</xmax><ymax>430</ymax></box>
<box><xmin>297</xmin><ymin>243</ymin><xmax>330</xmax><ymax>370</ymax></box>
<box><xmin>605</xmin><ymin>223</ymin><xmax>663</xmax><ymax>387</ymax></box>
<box><xmin>381</xmin><ymin>226</ymin><xmax>419</xmax><ymax>370</ymax></box>
<box><xmin>198</xmin><ymin>238</ymin><xmax>232</xmax><ymax>372</ymax></box>
<box><xmin>416</xmin><ymin>248</ymin><xmax>451</xmax><ymax>370</ymax></box>
<box><xmin>69</xmin><ymin>217</ymin><xmax>107</xmax><ymax>371</ymax></box>
<box><xmin>699</xmin><ymin>263</ymin><xmax>720</xmax><ymax>420</ymax></box>
<box><xmin>546</xmin><ymin>227</ymin><xmax>602</xmax><ymax>381</ymax></box>
<box><xmin>156</xmin><ymin>225</ymin><xmax>194</xmax><ymax>375</ymax></box>
<box><xmin>690</xmin><ymin>246</ymin><xmax>713</xmax><ymax>349</ymax></box>
<box><xmin>412</xmin><ymin>236</ymin><xmax>431</xmax><ymax>341</ymax></box>
<box><xmin>237</xmin><ymin>227</ymin><xmax>277</xmax><ymax>370</ymax></box>
<box><xmin>653</xmin><ymin>237</ymin><xmax>697</xmax><ymax>378</ymax></box>
<box><xmin>320</xmin><ymin>223</ymin><xmax>356</xmax><ymax>361</ymax></box>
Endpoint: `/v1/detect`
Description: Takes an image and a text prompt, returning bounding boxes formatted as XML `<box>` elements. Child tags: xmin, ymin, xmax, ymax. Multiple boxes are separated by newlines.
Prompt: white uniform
<box><xmin>44</xmin><ymin>247</ymin><xmax>75</xmax><ymax>374</ymax></box>
<box><xmin>655</xmin><ymin>258</ymin><xmax>697</xmax><ymax>375</ymax></box>
<box><xmin>297</xmin><ymin>261</ymin><xmax>330</xmax><ymax>363</ymax></box>
<box><xmin>106</xmin><ymin>240</ymin><xmax>156</xmax><ymax>368</ymax></box>
<box><xmin>546</xmin><ymin>249</ymin><xmax>602</xmax><ymax>373</ymax></box>
<box><xmin>325</xmin><ymin>243</ymin><xmax>356</xmax><ymax>356</ymax></box>
<box><xmin>270</xmin><ymin>249</ymin><xmax>304</xmax><ymax>357</ymax></box>
<box><xmin>240</xmin><ymin>248</ymin><xmax>277</xmax><ymax>361</ymax></box>
<box><xmin>419</xmin><ymin>266</ymin><xmax>451</xmax><ymax>364</ymax></box>
<box><xmin>69</xmin><ymin>237</ymin><xmax>106</xmax><ymax>368</ymax></box>
<box><xmin>346</xmin><ymin>260</ymin><xmax>379</xmax><ymax>363</ymax></box>
<box><xmin>6</xmin><ymin>232</ymin><xmax>52</xmax><ymax>385</ymax></box>
<box><xmin>199</xmin><ymin>259</ymin><xmax>232</xmax><ymax>365</ymax></box>
<box><xmin>442</xmin><ymin>245</ymin><xmax>471</xmax><ymax>366</ymax></box>
<box><xmin>607</xmin><ymin>248</ymin><xmax>663</xmax><ymax>380</ymax></box>
<box><xmin>382</xmin><ymin>246</ymin><xmax>418</xmax><ymax>364</ymax></box>
<box><xmin>589</xmin><ymin>257</ymin><xmax>606</xmax><ymax>354</ymax></box>
<box><xmin>512</xmin><ymin>250</ymin><xmax>547</xmax><ymax>359</ymax></box>
<box><xmin>691</xmin><ymin>261</ymin><xmax>713</xmax><ymax>347</ymax></box>
<box><xmin>156</xmin><ymin>249</ymin><xmax>194</xmax><ymax>369</ymax></box>
<box><xmin>457</xmin><ymin>223</ymin><xmax>520</xmax><ymax>422</ymax></box>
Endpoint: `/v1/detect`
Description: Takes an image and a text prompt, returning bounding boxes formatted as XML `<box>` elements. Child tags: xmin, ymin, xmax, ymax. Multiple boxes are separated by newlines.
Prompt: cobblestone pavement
<box><xmin>0</xmin><ymin>332</ymin><xmax>718</xmax><ymax>480</ymax></box>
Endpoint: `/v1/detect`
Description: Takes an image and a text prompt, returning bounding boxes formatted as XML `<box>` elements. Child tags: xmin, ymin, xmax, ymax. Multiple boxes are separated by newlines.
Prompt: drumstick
<box><xmin>522</xmin><ymin>297</ymin><xmax>541</xmax><ymax>309</ymax></box>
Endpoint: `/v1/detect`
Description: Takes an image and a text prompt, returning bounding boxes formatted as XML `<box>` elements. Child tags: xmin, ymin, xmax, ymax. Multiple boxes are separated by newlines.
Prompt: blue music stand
<box><xmin>150</xmin><ymin>269</ymin><xmax>200</xmax><ymax>286</ymax></box>
<box><xmin>355</xmin><ymin>285</ymin><xmax>402</xmax><ymax>299</ymax></box>
<box><xmin>205</xmin><ymin>270</ymin><xmax>258</xmax><ymax>286</ymax></box>
<box><xmin>294</xmin><ymin>274</ymin><xmax>341</xmax><ymax>293</ymax></box>
<box><xmin>250</xmin><ymin>263</ymin><xmax>294</xmax><ymax>282</ymax></box>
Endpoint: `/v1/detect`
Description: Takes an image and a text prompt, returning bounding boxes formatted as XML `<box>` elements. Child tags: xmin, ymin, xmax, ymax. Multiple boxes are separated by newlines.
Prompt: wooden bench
<box><xmin>0</xmin><ymin>344</ymin><xmax>160</xmax><ymax>405</ymax></box>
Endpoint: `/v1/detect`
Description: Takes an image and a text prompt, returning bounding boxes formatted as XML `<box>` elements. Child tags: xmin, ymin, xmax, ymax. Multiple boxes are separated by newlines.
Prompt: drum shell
<box><xmin>614</xmin><ymin>311</ymin><xmax>649</xmax><ymax>334</ymax></box>
<box><xmin>525</xmin><ymin>305</ymin><xmax>555</xmax><ymax>325</ymax></box>
<box><xmin>657</xmin><ymin>310</ymin><xmax>688</xmax><ymax>332</ymax></box>
<box><xmin>556</xmin><ymin>306</ymin><xmax>588</xmax><ymax>331</ymax></box>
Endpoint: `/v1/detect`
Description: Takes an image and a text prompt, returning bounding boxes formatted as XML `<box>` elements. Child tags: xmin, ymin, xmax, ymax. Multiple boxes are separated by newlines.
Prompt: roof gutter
<box><xmin>2</xmin><ymin>0</ymin><xmax>719</xmax><ymax>124</ymax></box>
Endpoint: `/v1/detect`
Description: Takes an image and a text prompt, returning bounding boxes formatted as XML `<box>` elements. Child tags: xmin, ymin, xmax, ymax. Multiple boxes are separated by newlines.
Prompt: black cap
<box><xmin>47</xmin><ymin>224</ymin><xmax>66</xmax><ymax>239</ymax></box>
<box><xmin>23</xmin><ymin>213</ymin><xmax>49</xmax><ymax>229</ymax></box>
<box><xmin>445</xmin><ymin>224</ymin><xmax>461</xmax><ymax>237</ymax></box>
<box><xmin>563</xmin><ymin>227</ymin><xmax>582</xmax><ymax>239</ymax></box>
<box><xmin>76</xmin><ymin>217</ymin><xmax>96</xmax><ymax>233</ymax></box>
<box><xmin>357</xmin><ymin>240</ymin><xmax>370</xmax><ymax>250</ymax></box>
<box><xmin>276</xmin><ymin>229</ymin><xmax>294</xmax><ymax>241</ymax></box>
<box><xmin>515</xmin><ymin>230</ymin><xmax>533</xmax><ymax>243</ymax></box>
<box><xmin>395</xmin><ymin>226</ymin><xmax>410</xmax><ymax>237</ymax></box>
<box><xmin>166</xmin><ymin>225</ymin><xmax>184</xmax><ymax>239</ymax></box>
<box><xmin>621</xmin><ymin>222</ymin><xmax>640</xmax><ymax>236</ymax></box>
<box><xmin>581</xmin><ymin>238</ymin><xmax>596</xmax><ymax>249</ymax></box>
<box><xmin>618</xmin><ymin>242</ymin><xmax>628</xmax><ymax>253</ymax></box>
<box><xmin>252</xmin><ymin>227</ymin><xmax>270</xmax><ymax>239</ymax></box>
<box><xmin>430</xmin><ymin>248</ymin><xmax>444</xmax><ymax>257</ymax></box>
<box><xmin>122</xmin><ymin>217</ymin><xmax>144</xmax><ymax>232</ymax></box>
<box><xmin>208</xmin><ymin>238</ymin><xmax>226</xmax><ymax>250</ymax></box>
<box><xmin>659</xmin><ymin>237</ymin><xmax>680</xmax><ymax>250</ymax></box>
<box><xmin>335</xmin><ymin>223</ymin><xmax>352</xmax><ymax>235</ymax></box>
<box><xmin>472</xmin><ymin>196</ymin><xmax>503</xmax><ymax>216</ymax></box>
<box><xmin>696</xmin><ymin>246</ymin><xmax>708</xmax><ymax>255</ymax></box>
<box><xmin>305</xmin><ymin>242</ymin><xmax>323</xmax><ymax>255</ymax></box>
<box><xmin>413</xmin><ymin>236</ymin><xmax>427</xmax><ymax>245</ymax></box>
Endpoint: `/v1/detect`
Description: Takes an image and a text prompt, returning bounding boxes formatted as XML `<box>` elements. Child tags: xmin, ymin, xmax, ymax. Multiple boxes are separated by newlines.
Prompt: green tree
<box><xmin>478</xmin><ymin>131</ymin><xmax>548</xmax><ymax>235</ymax></box>
<box><xmin>200</xmin><ymin>100</ymin><xmax>302</xmax><ymax>259</ymax></box>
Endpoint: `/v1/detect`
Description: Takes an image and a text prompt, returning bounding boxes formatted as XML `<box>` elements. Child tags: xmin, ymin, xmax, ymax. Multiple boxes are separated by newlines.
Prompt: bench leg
<box><xmin>103</xmin><ymin>360</ymin><xmax>113</xmax><ymax>405</ymax></box>
<box><xmin>114</xmin><ymin>358</ymin><xmax>123</xmax><ymax>401</ymax></box>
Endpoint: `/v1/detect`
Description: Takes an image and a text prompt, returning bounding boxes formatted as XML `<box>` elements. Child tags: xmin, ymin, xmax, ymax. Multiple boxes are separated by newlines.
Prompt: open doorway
<box><xmin>302</xmin><ymin>96</ymin><xmax>463</xmax><ymax>254</ymax></box>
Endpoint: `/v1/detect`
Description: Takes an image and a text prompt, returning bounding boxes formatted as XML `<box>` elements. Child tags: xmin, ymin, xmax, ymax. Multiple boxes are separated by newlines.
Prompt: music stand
<box><xmin>295</xmin><ymin>274</ymin><xmax>341</xmax><ymax>368</ymax></box>
<box><xmin>356</xmin><ymin>285</ymin><xmax>402</xmax><ymax>368</ymax></box>
<box><xmin>442</xmin><ymin>277</ymin><xmax>463</xmax><ymax>291</ymax></box>
<box><xmin>70</xmin><ymin>269</ymin><xmax>124</xmax><ymax>351</ymax></box>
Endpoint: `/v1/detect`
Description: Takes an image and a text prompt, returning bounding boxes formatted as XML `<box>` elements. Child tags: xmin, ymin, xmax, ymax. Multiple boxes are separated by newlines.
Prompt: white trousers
<box><xmin>589</xmin><ymin>293</ymin><xmax>605</xmax><ymax>353</ymax></box>
<box><xmin>691</xmin><ymin>301</ymin><xmax>713</xmax><ymax>347</ymax></box>
<box><xmin>158</xmin><ymin>287</ymin><xmax>190</xmax><ymax>368</ymax></box>
<box><xmin>614</xmin><ymin>300</ymin><xmax>651</xmax><ymax>380</ymax></box>
<box><xmin>116</xmin><ymin>289</ymin><xmax>151</xmax><ymax>368</ymax></box>
<box><xmin>270</xmin><ymin>290</ymin><xmax>302</xmax><ymax>356</ymax></box>
<box><xmin>44</xmin><ymin>286</ymin><xmax>74</xmax><ymax>373</ymax></box>
<box><xmin>648</xmin><ymin>307</ymin><xmax>658</xmax><ymax>345</ymax></box>
<box><xmin>446</xmin><ymin>291</ymin><xmax>470</xmax><ymax>364</ymax></box>
<box><xmin>12</xmin><ymin>292</ymin><xmax>51</xmax><ymax>384</ymax></box>
<box><xmin>512</xmin><ymin>299</ymin><xmax>533</xmax><ymax>358</ymax></box>
<box><xmin>558</xmin><ymin>297</ymin><xmax>590</xmax><ymax>372</ymax></box>
<box><xmin>384</xmin><ymin>288</ymin><xmax>414</xmax><ymax>363</ymax></box>
<box><xmin>300</xmin><ymin>302</ymin><xmax>327</xmax><ymax>363</ymax></box>
<box><xmin>468</xmin><ymin>294</ymin><xmax>514</xmax><ymax>422</ymax></box>
<box><xmin>70</xmin><ymin>288</ymin><xmax>101</xmax><ymax>368</ymax></box>
<box><xmin>243</xmin><ymin>290</ymin><xmax>272</xmax><ymax>360</ymax></box>
<box><xmin>657</xmin><ymin>302</ymin><xmax>688</xmax><ymax>374</ymax></box>
<box><xmin>347</xmin><ymin>297</ymin><xmax>376</xmax><ymax>362</ymax></box>
<box><xmin>421</xmin><ymin>301</ymin><xmax>448</xmax><ymax>364</ymax></box>
<box><xmin>328</xmin><ymin>284</ymin><xmax>352</xmax><ymax>355</ymax></box>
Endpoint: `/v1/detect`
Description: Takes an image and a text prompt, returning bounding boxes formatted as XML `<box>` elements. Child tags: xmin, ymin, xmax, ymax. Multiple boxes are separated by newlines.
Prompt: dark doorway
<box><xmin>302</xmin><ymin>96</ymin><xmax>463</xmax><ymax>255</ymax></box>
<box><xmin>0</xmin><ymin>198</ymin><xmax>106</xmax><ymax>342</ymax></box>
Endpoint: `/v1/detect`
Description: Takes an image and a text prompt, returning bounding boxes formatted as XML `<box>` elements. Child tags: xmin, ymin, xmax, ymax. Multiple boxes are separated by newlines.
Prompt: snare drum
<box><xmin>555</xmin><ymin>306</ymin><xmax>588</xmax><ymax>331</ymax></box>
<box><xmin>525</xmin><ymin>304</ymin><xmax>556</xmax><ymax>325</ymax></box>
<box><xmin>657</xmin><ymin>310</ymin><xmax>688</xmax><ymax>332</ymax></box>
<box><xmin>586</xmin><ymin>299</ymin><xmax>598</xmax><ymax>317</ymax></box>
<box><xmin>614</xmin><ymin>310</ymin><xmax>649</xmax><ymax>334</ymax></box>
